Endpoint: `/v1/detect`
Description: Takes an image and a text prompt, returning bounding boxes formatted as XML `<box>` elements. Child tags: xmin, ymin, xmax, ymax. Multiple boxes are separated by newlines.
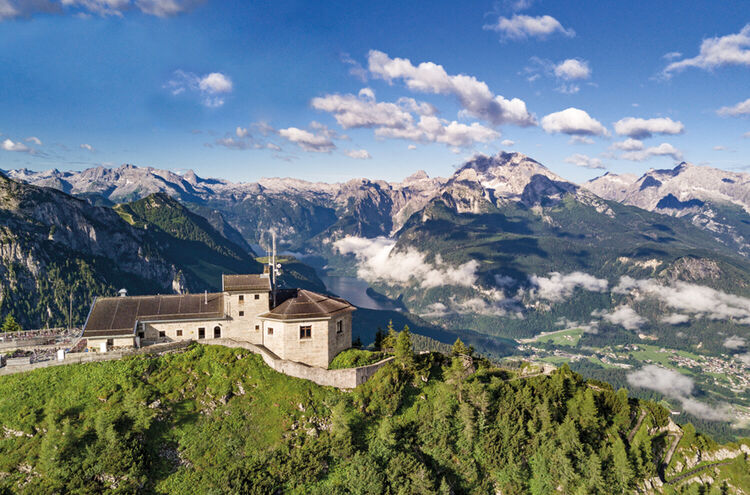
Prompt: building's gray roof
<box><xmin>83</xmin><ymin>293</ymin><xmax>224</xmax><ymax>338</ymax></box>
<box><xmin>222</xmin><ymin>273</ymin><xmax>271</xmax><ymax>292</ymax></box>
<box><xmin>260</xmin><ymin>289</ymin><xmax>354</xmax><ymax>320</ymax></box>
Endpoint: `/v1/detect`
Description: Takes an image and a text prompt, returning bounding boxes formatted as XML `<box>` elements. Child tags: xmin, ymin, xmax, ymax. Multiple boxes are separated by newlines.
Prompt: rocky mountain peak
<box><xmin>449</xmin><ymin>152</ymin><xmax>573</xmax><ymax>204</ymax></box>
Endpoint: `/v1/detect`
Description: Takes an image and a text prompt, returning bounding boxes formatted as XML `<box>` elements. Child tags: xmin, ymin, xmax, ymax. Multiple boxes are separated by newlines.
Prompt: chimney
<box><xmin>204</xmin><ymin>290</ymin><xmax>208</xmax><ymax>305</ymax></box>
<box><xmin>118</xmin><ymin>288</ymin><xmax>128</xmax><ymax>297</ymax></box>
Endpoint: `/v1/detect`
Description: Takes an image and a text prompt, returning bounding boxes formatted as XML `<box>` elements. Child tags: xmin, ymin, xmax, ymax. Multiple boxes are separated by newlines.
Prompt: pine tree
<box><xmin>394</xmin><ymin>325</ymin><xmax>414</xmax><ymax>370</ymax></box>
<box><xmin>1</xmin><ymin>314</ymin><xmax>21</xmax><ymax>333</ymax></box>
<box><xmin>381</xmin><ymin>320</ymin><xmax>398</xmax><ymax>353</ymax></box>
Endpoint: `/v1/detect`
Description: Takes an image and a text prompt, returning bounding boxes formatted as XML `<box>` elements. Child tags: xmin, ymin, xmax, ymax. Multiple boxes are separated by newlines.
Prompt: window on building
<box><xmin>238</xmin><ymin>295</ymin><xmax>244</xmax><ymax>304</ymax></box>
<box><xmin>214</xmin><ymin>326</ymin><xmax>221</xmax><ymax>338</ymax></box>
<box><xmin>336</xmin><ymin>320</ymin><xmax>343</xmax><ymax>334</ymax></box>
<box><xmin>198</xmin><ymin>327</ymin><xmax>205</xmax><ymax>339</ymax></box>
<box><xmin>254</xmin><ymin>294</ymin><xmax>260</xmax><ymax>300</ymax></box>
<box><xmin>158</xmin><ymin>331</ymin><xmax>166</xmax><ymax>338</ymax></box>
<box><xmin>137</xmin><ymin>331</ymin><xmax>145</xmax><ymax>339</ymax></box>
<box><xmin>239</xmin><ymin>311</ymin><xmax>244</xmax><ymax>317</ymax></box>
<box><xmin>300</xmin><ymin>325</ymin><xmax>312</xmax><ymax>339</ymax></box>
<box><xmin>267</xmin><ymin>327</ymin><xmax>274</xmax><ymax>335</ymax></box>
<box><xmin>176</xmin><ymin>329</ymin><xmax>183</xmax><ymax>337</ymax></box>
<box><xmin>255</xmin><ymin>325</ymin><xmax>260</xmax><ymax>330</ymax></box>
<box><xmin>106</xmin><ymin>339</ymin><xmax>114</xmax><ymax>347</ymax></box>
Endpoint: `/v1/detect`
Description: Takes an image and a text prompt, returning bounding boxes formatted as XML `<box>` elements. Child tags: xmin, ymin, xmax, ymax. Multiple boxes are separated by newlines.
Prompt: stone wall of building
<box><xmin>261</xmin><ymin>312</ymin><xmax>353</xmax><ymax>368</ymax></box>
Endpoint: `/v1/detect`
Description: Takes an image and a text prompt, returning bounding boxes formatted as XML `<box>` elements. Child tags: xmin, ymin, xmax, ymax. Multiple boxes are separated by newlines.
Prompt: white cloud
<box><xmin>569</xmin><ymin>135</ymin><xmax>594</xmax><ymax>144</ymax></box>
<box><xmin>717</xmin><ymin>98</ymin><xmax>750</xmax><ymax>117</ymax></box>
<box><xmin>594</xmin><ymin>305</ymin><xmax>646</xmax><ymax>330</ymax></box>
<box><xmin>311</xmin><ymin>91</ymin><xmax>414</xmax><ymax>129</ymax></box>
<box><xmin>663</xmin><ymin>51</ymin><xmax>682</xmax><ymax>60</ymax></box>
<box><xmin>134</xmin><ymin>0</ymin><xmax>201</xmax><ymax>17</ymax></box>
<box><xmin>25</xmin><ymin>136</ymin><xmax>42</xmax><ymax>145</ymax></box>
<box><xmin>723</xmin><ymin>335</ymin><xmax>746</xmax><ymax>349</ymax></box>
<box><xmin>483</xmin><ymin>14</ymin><xmax>575</xmax><ymax>41</ymax></box>
<box><xmin>344</xmin><ymin>149</ymin><xmax>371</xmax><ymax>159</ymax></box>
<box><xmin>744</xmin><ymin>131</ymin><xmax>750</xmax><ymax>139</ymax></box>
<box><xmin>501</xmin><ymin>139</ymin><xmax>515</xmax><ymax>147</ymax></box>
<box><xmin>613</xmin><ymin>117</ymin><xmax>685</xmax><ymax>139</ymax></box>
<box><xmin>615</xmin><ymin>276</ymin><xmax>750</xmax><ymax>324</ymax></box>
<box><xmin>1</xmin><ymin>138</ymin><xmax>31</xmax><ymax>153</ymax></box>
<box><xmin>611</xmin><ymin>138</ymin><xmax>644</xmax><ymax>151</ymax></box>
<box><xmin>627</xmin><ymin>365</ymin><xmax>730</xmax><ymax>421</ymax></box>
<box><xmin>564</xmin><ymin>153</ymin><xmax>605</xmax><ymax>169</ymax></box>
<box><xmin>660</xmin><ymin>313</ymin><xmax>690</xmax><ymax>325</ymax></box>
<box><xmin>278</xmin><ymin>123</ymin><xmax>336</xmax><ymax>153</ymax></box>
<box><xmin>713</xmin><ymin>145</ymin><xmax>726</xmax><ymax>151</ymax></box>
<box><xmin>79</xmin><ymin>143</ymin><xmax>94</xmax><ymax>151</ymax></box>
<box><xmin>407</xmin><ymin>144</ymin><xmax>417</xmax><ymax>150</ymax></box>
<box><xmin>334</xmin><ymin>235</ymin><xmax>479</xmax><ymax>289</ymax></box>
<box><xmin>541</xmin><ymin>107</ymin><xmax>608</xmax><ymax>136</ymax></box>
<box><xmin>367</xmin><ymin>50</ymin><xmax>536</xmax><ymax>127</ymax></box>
<box><xmin>664</xmin><ymin>24</ymin><xmax>750</xmax><ymax>77</ymax></box>
<box><xmin>554</xmin><ymin>59</ymin><xmax>590</xmax><ymax>80</ymax></box>
<box><xmin>0</xmin><ymin>0</ymin><xmax>201</xmax><ymax>19</ymax></box>
<box><xmin>165</xmin><ymin>70</ymin><xmax>233</xmax><ymax>107</ymax></box>
<box><xmin>198</xmin><ymin>72</ymin><xmax>232</xmax><ymax>93</ymax></box>
<box><xmin>375</xmin><ymin>116</ymin><xmax>500</xmax><ymax>148</ymax></box>
<box><xmin>530</xmin><ymin>271</ymin><xmax>608</xmax><ymax>302</ymax></box>
<box><xmin>621</xmin><ymin>142</ymin><xmax>683</xmax><ymax>162</ymax></box>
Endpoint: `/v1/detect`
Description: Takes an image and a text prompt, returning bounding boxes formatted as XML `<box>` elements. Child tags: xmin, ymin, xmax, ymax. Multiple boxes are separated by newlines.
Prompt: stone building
<box><xmin>81</xmin><ymin>273</ymin><xmax>355</xmax><ymax>368</ymax></box>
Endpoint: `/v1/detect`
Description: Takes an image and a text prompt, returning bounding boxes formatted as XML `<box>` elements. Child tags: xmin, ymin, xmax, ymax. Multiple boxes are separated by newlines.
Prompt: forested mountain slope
<box><xmin>0</xmin><ymin>344</ymin><xmax>747</xmax><ymax>494</ymax></box>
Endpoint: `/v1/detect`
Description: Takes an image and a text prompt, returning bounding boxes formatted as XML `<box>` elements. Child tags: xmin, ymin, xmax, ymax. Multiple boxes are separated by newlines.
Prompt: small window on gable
<box><xmin>158</xmin><ymin>331</ymin><xmax>166</xmax><ymax>338</ymax></box>
<box><xmin>238</xmin><ymin>295</ymin><xmax>244</xmax><ymax>304</ymax></box>
<box><xmin>336</xmin><ymin>320</ymin><xmax>343</xmax><ymax>334</ymax></box>
<box><xmin>268</xmin><ymin>327</ymin><xmax>274</xmax><ymax>335</ymax></box>
<box><xmin>300</xmin><ymin>325</ymin><xmax>312</xmax><ymax>339</ymax></box>
<box><xmin>254</xmin><ymin>294</ymin><xmax>260</xmax><ymax>300</ymax></box>
<box><xmin>176</xmin><ymin>329</ymin><xmax>183</xmax><ymax>337</ymax></box>
<box><xmin>239</xmin><ymin>311</ymin><xmax>244</xmax><ymax>317</ymax></box>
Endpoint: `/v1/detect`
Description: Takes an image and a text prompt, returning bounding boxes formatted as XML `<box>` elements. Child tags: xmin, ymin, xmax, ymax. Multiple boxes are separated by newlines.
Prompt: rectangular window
<box><xmin>239</xmin><ymin>311</ymin><xmax>244</xmax><ymax>317</ymax></box>
<box><xmin>137</xmin><ymin>332</ymin><xmax>145</xmax><ymax>339</ymax></box>
<box><xmin>176</xmin><ymin>329</ymin><xmax>183</xmax><ymax>337</ymax></box>
<box><xmin>214</xmin><ymin>327</ymin><xmax>221</xmax><ymax>338</ymax></box>
<box><xmin>238</xmin><ymin>295</ymin><xmax>244</xmax><ymax>304</ymax></box>
<box><xmin>255</xmin><ymin>325</ymin><xmax>260</xmax><ymax>330</ymax></box>
<box><xmin>158</xmin><ymin>331</ymin><xmax>166</xmax><ymax>338</ymax></box>
<box><xmin>198</xmin><ymin>327</ymin><xmax>205</xmax><ymax>339</ymax></box>
<box><xmin>336</xmin><ymin>320</ymin><xmax>343</xmax><ymax>334</ymax></box>
<box><xmin>267</xmin><ymin>327</ymin><xmax>274</xmax><ymax>335</ymax></box>
<box><xmin>254</xmin><ymin>294</ymin><xmax>260</xmax><ymax>300</ymax></box>
<box><xmin>300</xmin><ymin>325</ymin><xmax>312</xmax><ymax>339</ymax></box>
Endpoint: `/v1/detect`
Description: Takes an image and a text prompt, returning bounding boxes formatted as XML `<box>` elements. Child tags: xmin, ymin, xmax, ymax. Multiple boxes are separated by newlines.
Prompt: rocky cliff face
<box><xmin>0</xmin><ymin>174</ymin><xmax>198</xmax><ymax>328</ymax></box>
<box><xmin>585</xmin><ymin>163</ymin><xmax>750</xmax><ymax>256</ymax></box>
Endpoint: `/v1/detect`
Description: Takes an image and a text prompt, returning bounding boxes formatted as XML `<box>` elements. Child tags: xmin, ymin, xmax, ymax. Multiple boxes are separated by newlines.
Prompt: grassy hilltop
<box><xmin>0</xmin><ymin>344</ymin><xmax>748</xmax><ymax>494</ymax></box>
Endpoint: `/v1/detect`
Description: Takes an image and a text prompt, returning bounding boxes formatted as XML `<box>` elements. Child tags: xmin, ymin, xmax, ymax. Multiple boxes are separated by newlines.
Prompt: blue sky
<box><xmin>0</xmin><ymin>0</ymin><xmax>749</xmax><ymax>183</ymax></box>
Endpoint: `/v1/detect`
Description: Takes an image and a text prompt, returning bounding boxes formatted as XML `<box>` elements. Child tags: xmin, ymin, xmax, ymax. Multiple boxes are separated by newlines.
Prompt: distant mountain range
<box><xmin>585</xmin><ymin>163</ymin><xmax>750</xmax><ymax>256</ymax></box>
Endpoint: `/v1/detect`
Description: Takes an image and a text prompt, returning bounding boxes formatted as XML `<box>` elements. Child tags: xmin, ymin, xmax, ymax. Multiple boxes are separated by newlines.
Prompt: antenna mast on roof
<box><xmin>271</xmin><ymin>230</ymin><xmax>277</xmax><ymax>307</ymax></box>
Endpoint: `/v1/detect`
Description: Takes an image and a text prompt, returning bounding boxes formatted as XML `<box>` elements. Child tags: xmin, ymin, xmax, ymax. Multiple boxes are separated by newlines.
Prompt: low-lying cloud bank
<box><xmin>529</xmin><ymin>271</ymin><xmax>608</xmax><ymax>302</ymax></box>
<box><xmin>592</xmin><ymin>305</ymin><xmax>647</xmax><ymax>330</ymax></box>
<box><xmin>334</xmin><ymin>236</ymin><xmax>479</xmax><ymax>289</ymax></box>
<box><xmin>615</xmin><ymin>276</ymin><xmax>750</xmax><ymax>324</ymax></box>
<box><xmin>627</xmin><ymin>365</ymin><xmax>731</xmax><ymax>421</ymax></box>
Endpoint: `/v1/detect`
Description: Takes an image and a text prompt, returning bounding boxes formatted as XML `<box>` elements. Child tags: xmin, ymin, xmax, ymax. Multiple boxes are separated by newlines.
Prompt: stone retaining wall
<box><xmin>205</xmin><ymin>338</ymin><xmax>393</xmax><ymax>389</ymax></box>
